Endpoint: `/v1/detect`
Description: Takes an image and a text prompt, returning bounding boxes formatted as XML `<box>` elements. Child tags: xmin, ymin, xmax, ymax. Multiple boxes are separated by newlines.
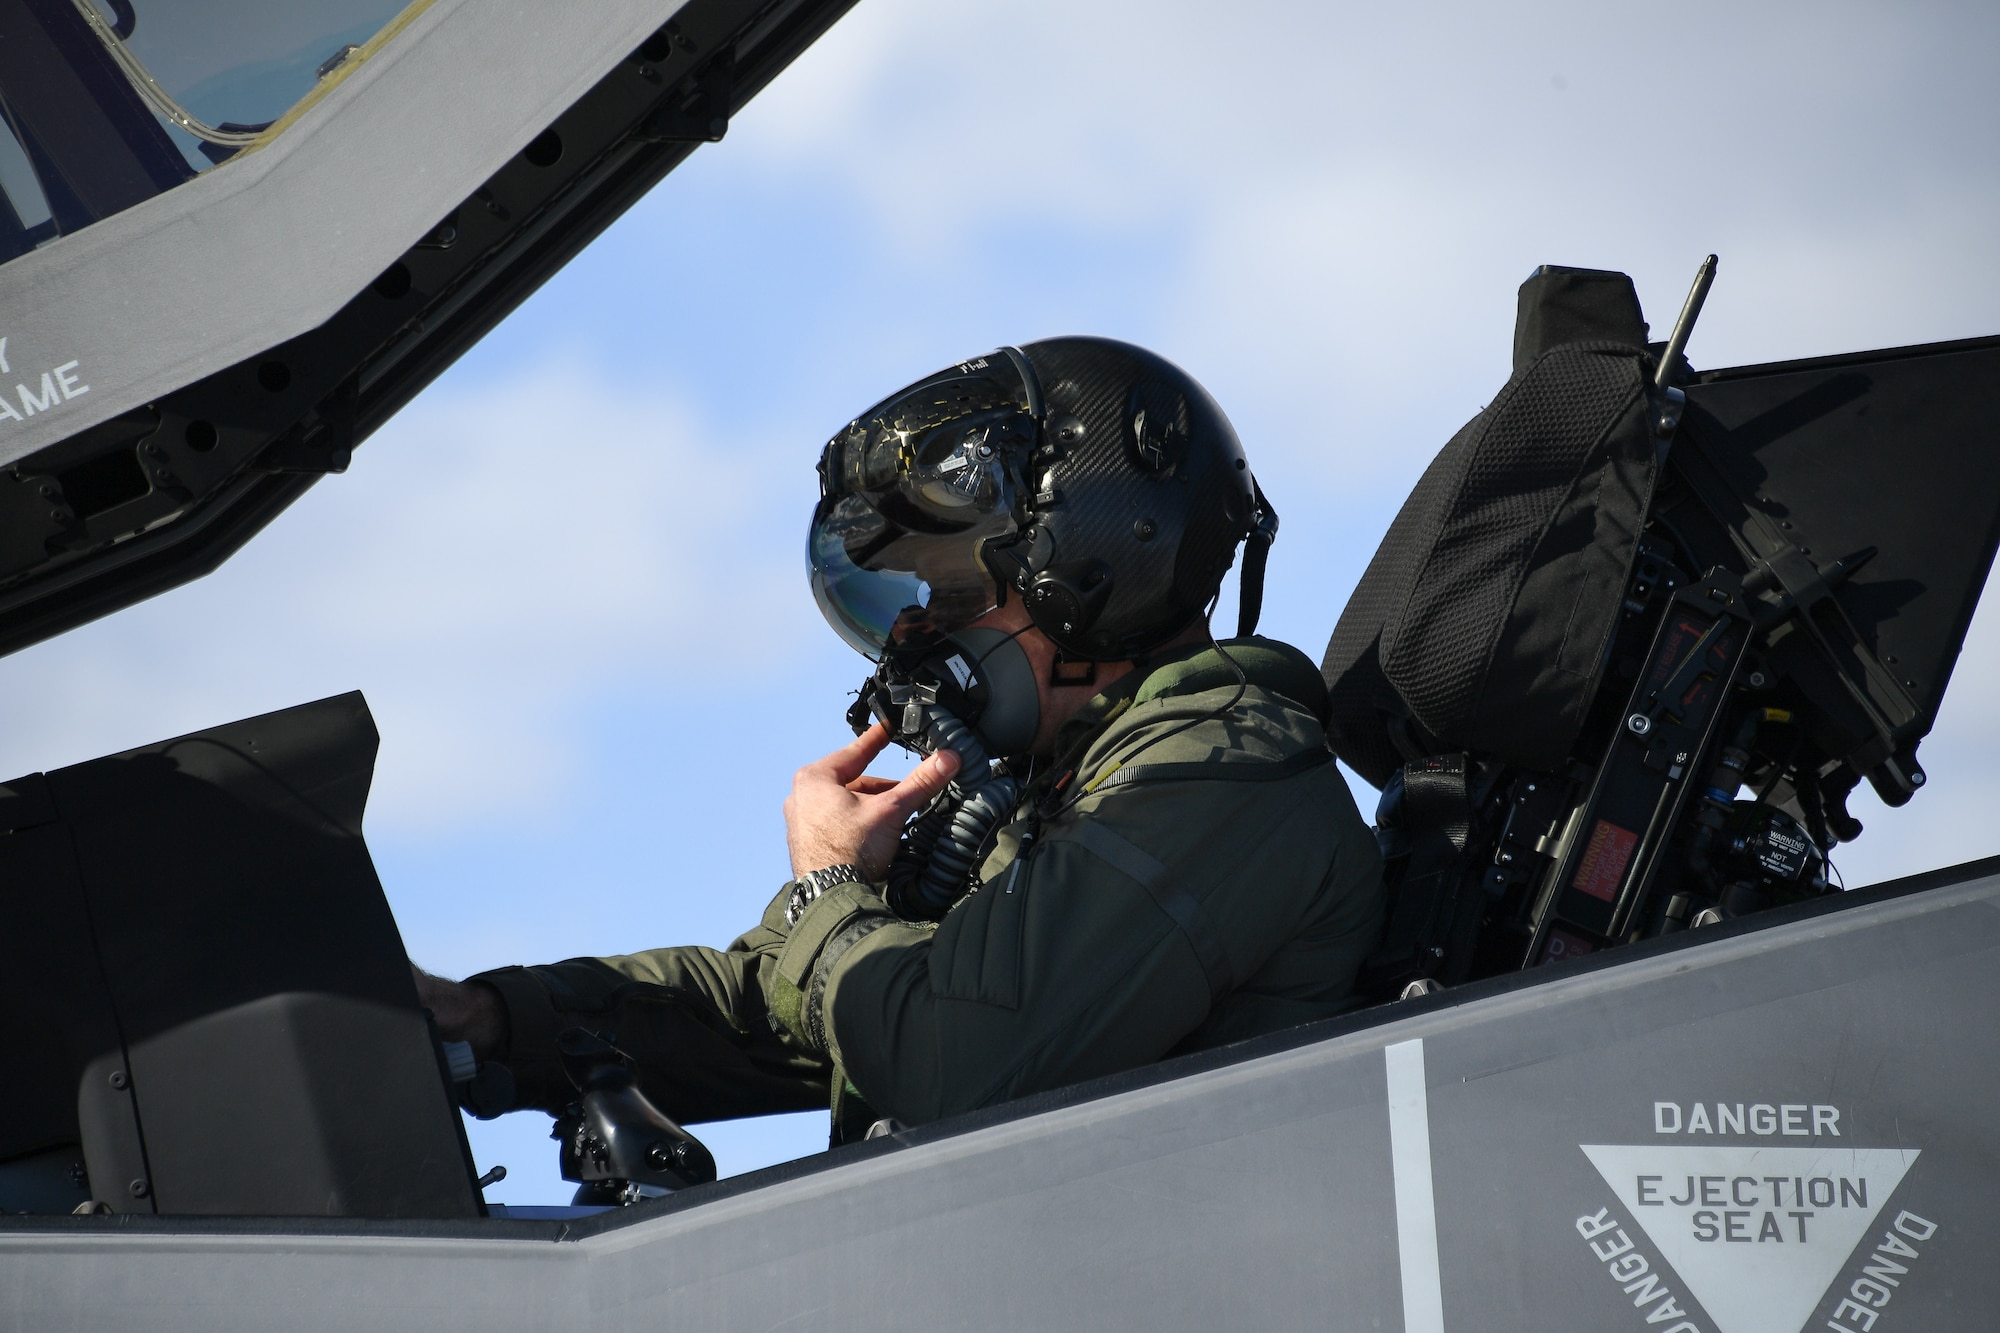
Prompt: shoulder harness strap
<box><xmin>1086</xmin><ymin>744</ymin><xmax>1332</xmax><ymax>796</ymax></box>
<box><xmin>1064</xmin><ymin>819</ymin><xmax>1234</xmax><ymax>1004</ymax></box>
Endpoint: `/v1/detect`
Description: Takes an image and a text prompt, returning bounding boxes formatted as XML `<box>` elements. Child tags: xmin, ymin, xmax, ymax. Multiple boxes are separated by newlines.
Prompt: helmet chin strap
<box><xmin>1236</xmin><ymin>477</ymin><xmax>1279</xmax><ymax>638</ymax></box>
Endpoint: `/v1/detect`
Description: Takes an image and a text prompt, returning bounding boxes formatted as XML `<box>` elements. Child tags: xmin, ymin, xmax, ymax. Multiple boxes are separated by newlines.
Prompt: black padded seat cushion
<box><xmin>1323</xmin><ymin>268</ymin><xmax>1660</xmax><ymax>787</ymax></box>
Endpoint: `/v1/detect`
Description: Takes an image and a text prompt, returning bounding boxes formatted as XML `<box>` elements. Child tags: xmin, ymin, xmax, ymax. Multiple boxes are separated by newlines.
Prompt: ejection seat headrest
<box><xmin>1321</xmin><ymin>266</ymin><xmax>1660</xmax><ymax>788</ymax></box>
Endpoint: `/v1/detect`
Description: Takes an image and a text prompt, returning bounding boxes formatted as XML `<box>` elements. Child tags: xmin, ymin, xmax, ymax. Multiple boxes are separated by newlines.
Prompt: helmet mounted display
<box><xmin>809</xmin><ymin>336</ymin><xmax>1274</xmax><ymax>666</ymax></box>
<box><xmin>809</xmin><ymin>350</ymin><xmax>1042</xmax><ymax>659</ymax></box>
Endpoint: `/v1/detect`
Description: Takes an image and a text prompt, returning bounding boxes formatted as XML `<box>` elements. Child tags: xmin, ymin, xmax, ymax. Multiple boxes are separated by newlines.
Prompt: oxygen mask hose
<box><xmin>848</xmin><ymin>631</ymin><xmax>1037</xmax><ymax>920</ymax></box>
<box><xmin>878</xmin><ymin>700</ymin><xmax>1021</xmax><ymax>920</ymax></box>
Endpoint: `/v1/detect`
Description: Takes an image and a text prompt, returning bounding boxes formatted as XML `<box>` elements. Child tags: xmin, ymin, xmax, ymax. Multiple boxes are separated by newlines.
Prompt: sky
<box><xmin>3</xmin><ymin>0</ymin><xmax>1998</xmax><ymax>1203</ymax></box>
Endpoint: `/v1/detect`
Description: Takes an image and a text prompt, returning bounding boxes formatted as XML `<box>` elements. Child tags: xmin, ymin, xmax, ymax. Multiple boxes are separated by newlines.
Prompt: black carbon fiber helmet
<box><xmin>809</xmin><ymin>336</ymin><xmax>1275</xmax><ymax>663</ymax></box>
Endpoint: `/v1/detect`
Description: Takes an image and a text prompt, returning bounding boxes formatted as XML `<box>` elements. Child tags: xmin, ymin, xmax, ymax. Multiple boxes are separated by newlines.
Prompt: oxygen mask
<box><xmin>847</xmin><ymin>625</ymin><xmax>1039</xmax><ymax>761</ymax></box>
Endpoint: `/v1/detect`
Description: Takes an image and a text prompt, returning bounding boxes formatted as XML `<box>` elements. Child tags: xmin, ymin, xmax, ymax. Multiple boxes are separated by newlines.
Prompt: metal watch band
<box><xmin>785</xmin><ymin>863</ymin><xmax>867</xmax><ymax>927</ymax></box>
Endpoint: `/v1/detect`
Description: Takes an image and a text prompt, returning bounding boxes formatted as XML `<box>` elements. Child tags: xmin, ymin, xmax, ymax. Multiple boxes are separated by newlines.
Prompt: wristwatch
<box><xmin>785</xmin><ymin>863</ymin><xmax>868</xmax><ymax>926</ymax></box>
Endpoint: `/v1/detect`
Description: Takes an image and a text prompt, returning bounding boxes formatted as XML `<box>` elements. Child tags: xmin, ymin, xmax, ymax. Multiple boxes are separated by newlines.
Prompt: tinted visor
<box><xmin>808</xmin><ymin>352</ymin><xmax>1041</xmax><ymax>658</ymax></box>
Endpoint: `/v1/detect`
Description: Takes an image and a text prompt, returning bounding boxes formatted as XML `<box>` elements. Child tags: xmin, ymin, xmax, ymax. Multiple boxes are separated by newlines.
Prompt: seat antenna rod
<box><xmin>1655</xmin><ymin>254</ymin><xmax>1719</xmax><ymax>390</ymax></box>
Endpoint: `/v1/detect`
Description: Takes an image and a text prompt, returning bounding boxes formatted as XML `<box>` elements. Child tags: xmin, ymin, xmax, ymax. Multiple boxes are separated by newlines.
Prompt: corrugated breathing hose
<box><xmin>883</xmin><ymin>704</ymin><xmax>1020</xmax><ymax>920</ymax></box>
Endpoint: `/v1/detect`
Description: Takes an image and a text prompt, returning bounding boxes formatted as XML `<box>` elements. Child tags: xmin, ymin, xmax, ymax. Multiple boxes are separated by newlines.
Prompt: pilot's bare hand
<box><xmin>411</xmin><ymin>964</ymin><xmax>508</xmax><ymax>1061</ymax></box>
<box><xmin>785</xmin><ymin>723</ymin><xmax>959</xmax><ymax>881</ymax></box>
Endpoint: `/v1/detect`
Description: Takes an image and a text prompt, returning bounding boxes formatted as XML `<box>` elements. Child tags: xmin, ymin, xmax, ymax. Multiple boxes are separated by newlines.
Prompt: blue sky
<box><xmin>3</xmin><ymin>0</ymin><xmax>1999</xmax><ymax>1202</ymax></box>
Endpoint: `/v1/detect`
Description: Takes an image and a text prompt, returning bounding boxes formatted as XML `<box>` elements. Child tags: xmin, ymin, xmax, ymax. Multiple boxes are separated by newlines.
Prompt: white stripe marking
<box><xmin>1385</xmin><ymin>1038</ymin><xmax>1445</xmax><ymax>1333</ymax></box>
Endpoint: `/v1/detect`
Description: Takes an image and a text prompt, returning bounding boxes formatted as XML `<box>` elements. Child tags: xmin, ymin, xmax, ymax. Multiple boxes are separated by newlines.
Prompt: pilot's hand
<box><xmin>785</xmin><ymin>723</ymin><xmax>959</xmax><ymax>881</ymax></box>
<box><xmin>411</xmin><ymin>964</ymin><xmax>508</xmax><ymax>1061</ymax></box>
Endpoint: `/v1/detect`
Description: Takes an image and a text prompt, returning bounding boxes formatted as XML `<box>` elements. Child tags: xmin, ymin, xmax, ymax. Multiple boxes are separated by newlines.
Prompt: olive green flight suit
<box><xmin>473</xmin><ymin>638</ymin><xmax>1384</xmax><ymax>1134</ymax></box>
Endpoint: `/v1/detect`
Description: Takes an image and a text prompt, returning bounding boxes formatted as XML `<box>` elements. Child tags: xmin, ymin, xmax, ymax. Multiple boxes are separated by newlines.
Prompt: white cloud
<box><xmin>714</xmin><ymin>0</ymin><xmax>2000</xmax><ymax>565</ymax></box>
<box><xmin>0</xmin><ymin>362</ymin><xmax>804</xmax><ymax>832</ymax></box>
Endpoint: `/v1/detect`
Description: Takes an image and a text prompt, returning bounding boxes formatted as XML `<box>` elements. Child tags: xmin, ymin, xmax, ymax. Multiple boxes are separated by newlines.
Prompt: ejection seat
<box><xmin>1320</xmin><ymin>263</ymin><xmax>2000</xmax><ymax>996</ymax></box>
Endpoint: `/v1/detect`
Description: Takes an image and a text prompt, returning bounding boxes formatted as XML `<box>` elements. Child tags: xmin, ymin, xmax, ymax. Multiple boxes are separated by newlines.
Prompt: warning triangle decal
<box><xmin>1581</xmin><ymin>1144</ymin><xmax>1917</xmax><ymax>1333</ymax></box>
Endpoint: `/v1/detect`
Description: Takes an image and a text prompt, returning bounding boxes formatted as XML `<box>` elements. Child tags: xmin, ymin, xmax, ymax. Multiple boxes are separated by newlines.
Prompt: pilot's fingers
<box><xmin>812</xmin><ymin>722</ymin><xmax>891</xmax><ymax>785</ymax></box>
<box><xmin>845</xmin><ymin>775</ymin><xmax>899</xmax><ymax>795</ymax></box>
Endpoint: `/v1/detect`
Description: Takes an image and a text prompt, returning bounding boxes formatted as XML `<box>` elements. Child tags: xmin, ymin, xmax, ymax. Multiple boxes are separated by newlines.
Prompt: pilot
<box><xmin>417</xmin><ymin>336</ymin><xmax>1385</xmax><ymax>1141</ymax></box>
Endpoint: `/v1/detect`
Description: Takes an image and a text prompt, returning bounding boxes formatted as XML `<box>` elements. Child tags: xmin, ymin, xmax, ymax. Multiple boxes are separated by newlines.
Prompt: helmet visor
<box><xmin>807</xmin><ymin>353</ymin><xmax>1040</xmax><ymax>658</ymax></box>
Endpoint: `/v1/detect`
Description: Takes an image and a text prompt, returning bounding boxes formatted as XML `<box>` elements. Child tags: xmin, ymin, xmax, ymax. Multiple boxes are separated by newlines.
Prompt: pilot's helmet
<box><xmin>808</xmin><ymin>336</ymin><xmax>1259</xmax><ymax>662</ymax></box>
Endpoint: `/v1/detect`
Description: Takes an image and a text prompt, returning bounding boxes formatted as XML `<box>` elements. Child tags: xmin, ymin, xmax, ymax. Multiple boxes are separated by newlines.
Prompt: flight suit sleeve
<box><xmin>468</xmin><ymin>885</ymin><xmax>834</xmax><ymax>1123</ymax></box>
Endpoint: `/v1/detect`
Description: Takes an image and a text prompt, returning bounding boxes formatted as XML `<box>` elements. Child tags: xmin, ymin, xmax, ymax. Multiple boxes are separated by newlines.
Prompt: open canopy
<box><xmin>0</xmin><ymin>0</ymin><xmax>855</xmax><ymax>658</ymax></box>
<box><xmin>0</xmin><ymin>0</ymin><xmax>417</xmax><ymax>253</ymax></box>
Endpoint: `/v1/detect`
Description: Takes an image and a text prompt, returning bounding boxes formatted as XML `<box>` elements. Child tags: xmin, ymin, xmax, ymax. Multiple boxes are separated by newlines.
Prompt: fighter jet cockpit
<box><xmin>3</xmin><ymin>3</ymin><xmax>1999</xmax><ymax>1329</ymax></box>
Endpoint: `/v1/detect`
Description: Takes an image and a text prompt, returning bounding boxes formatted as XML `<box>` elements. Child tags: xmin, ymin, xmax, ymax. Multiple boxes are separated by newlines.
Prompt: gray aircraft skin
<box><xmin>6</xmin><ymin>853</ymin><xmax>1995</xmax><ymax>1333</ymax></box>
<box><xmin>0</xmin><ymin>4</ymin><xmax>1996</xmax><ymax>1332</ymax></box>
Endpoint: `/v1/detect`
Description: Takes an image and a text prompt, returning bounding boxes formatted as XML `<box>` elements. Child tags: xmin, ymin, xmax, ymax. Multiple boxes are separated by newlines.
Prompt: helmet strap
<box><xmin>1236</xmin><ymin>477</ymin><xmax>1280</xmax><ymax>638</ymax></box>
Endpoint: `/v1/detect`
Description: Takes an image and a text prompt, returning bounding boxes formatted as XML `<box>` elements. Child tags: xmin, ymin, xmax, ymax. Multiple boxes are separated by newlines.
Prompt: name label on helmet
<box><xmin>945</xmin><ymin>654</ymin><xmax>976</xmax><ymax>690</ymax></box>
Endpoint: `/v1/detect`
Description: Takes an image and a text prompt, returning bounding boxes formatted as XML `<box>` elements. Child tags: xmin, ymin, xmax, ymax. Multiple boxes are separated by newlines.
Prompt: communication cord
<box><xmin>1038</xmin><ymin>612</ymin><xmax>1250</xmax><ymax>825</ymax></box>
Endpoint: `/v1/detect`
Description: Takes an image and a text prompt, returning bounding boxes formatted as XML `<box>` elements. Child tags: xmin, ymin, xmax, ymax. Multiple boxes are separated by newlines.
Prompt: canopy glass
<box><xmin>0</xmin><ymin>0</ymin><xmax>419</xmax><ymax>262</ymax></box>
